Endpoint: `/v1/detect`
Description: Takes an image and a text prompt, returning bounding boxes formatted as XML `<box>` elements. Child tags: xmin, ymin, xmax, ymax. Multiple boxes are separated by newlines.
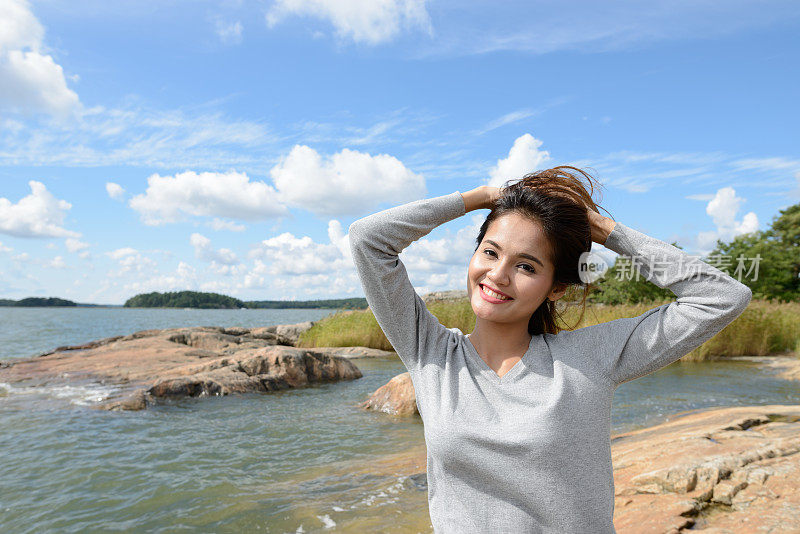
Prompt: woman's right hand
<box><xmin>461</xmin><ymin>186</ymin><xmax>501</xmax><ymax>212</ymax></box>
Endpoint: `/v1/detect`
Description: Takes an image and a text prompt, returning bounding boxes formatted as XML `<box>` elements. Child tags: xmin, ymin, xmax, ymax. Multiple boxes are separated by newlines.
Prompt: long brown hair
<box><xmin>474</xmin><ymin>166</ymin><xmax>611</xmax><ymax>335</ymax></box>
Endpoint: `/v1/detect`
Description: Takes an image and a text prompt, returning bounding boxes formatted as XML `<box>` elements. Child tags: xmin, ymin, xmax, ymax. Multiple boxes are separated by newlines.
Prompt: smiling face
<box><xmin>467</xmin><ymin>212</ymin><xmax>567</xmax><ymax>333</ymax></box>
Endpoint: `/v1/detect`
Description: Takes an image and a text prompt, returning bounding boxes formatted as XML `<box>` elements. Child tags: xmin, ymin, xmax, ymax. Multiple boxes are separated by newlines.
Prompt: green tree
<box><xmin>709</xmin><ymin>203</ymin><xmax>800</xmax><ymax>302</ymax></box>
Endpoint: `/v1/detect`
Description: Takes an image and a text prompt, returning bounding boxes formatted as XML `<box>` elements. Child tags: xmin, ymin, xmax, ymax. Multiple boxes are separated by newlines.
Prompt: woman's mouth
<box><xmin>479</xmin><ymin>284</ymin><xmax>512</xmax><ymax>303</ymax></box>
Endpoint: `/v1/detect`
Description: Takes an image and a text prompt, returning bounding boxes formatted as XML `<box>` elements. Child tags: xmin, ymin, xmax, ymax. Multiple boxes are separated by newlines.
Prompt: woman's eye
<box><xmin>520</xmin><ymin>264</ymin><xmax>535</xmax><ymax>273</ymax></box>
<box><xmin>482</xmin><ymin>249</ymin><xmax>497</xmax><ymax>257</ymax></box>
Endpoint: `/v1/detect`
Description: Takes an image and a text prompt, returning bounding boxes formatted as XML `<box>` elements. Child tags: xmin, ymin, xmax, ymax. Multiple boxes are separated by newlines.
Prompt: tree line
<box><xmin>123</xmin><ymin>291</ymin><xmax>368</xmax><ymax>309</ymax></box>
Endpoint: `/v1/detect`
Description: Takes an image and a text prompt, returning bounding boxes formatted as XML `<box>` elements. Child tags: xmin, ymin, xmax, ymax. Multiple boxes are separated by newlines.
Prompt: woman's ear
<box><xmin>547</xmin><ymin>282</ymin><xmax>569</xmax><ymax>302</ymax></box>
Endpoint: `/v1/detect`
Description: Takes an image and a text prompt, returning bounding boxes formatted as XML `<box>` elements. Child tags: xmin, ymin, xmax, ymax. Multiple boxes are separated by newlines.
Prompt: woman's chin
<box><xmin>470</xmin><ymin>297</ymin><xmax>503</xmax><ymax>318</ymax></box>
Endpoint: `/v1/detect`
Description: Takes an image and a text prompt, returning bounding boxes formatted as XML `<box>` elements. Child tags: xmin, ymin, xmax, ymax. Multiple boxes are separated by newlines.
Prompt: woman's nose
<box><xmin>486</xmin><ymin>261</ymin><xmax>511</xmax><ymax>286</ymax></box>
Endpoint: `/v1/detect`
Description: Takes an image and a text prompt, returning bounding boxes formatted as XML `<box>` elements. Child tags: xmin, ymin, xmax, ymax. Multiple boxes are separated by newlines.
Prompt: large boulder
<box><xmin>255</xmin><ymin>321</ymin><xmax>315</xmax><ymax>346</ymax></box>
<box><xmin>360</xmin><ymin>372</ymin><xmax>418</xmax><ymax>416</ymax></box>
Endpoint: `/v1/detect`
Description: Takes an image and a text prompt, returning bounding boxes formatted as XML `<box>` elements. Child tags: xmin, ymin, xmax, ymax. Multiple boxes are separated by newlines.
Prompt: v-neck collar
<box><xmin>464</xmin><ymin>333</ymin><xmax>536</xmax><ymax>384</ymax></box>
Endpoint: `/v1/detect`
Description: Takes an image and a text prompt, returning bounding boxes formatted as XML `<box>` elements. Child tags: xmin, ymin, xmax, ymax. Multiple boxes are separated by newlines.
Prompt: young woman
<box><xmin>348</xmin><ymin>166</ymin><xmax>752</xmax><ymax>533</ymax></box>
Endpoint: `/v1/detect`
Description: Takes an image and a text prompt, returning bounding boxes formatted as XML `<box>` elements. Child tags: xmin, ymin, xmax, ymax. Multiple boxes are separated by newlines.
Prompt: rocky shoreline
<box><xmin>2</xmin><ymin>321</ymin><xmax>798</xmax><ymax>532</ymax></box>
<box><xmin>0</xmin><ymin>322</ymin><xmax>391</xmax><ymax>411</ymax></box>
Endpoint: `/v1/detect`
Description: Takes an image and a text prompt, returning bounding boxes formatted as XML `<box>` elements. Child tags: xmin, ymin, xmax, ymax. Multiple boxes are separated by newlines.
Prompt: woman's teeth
<box><xmin>482</xmin><ymin>285</ymin><xmax>510</xmax><ymax>300</ymax></box>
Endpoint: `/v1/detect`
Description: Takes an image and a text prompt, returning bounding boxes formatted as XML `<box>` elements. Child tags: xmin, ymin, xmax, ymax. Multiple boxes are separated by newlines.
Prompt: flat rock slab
<box><xmin>611</xmin><ymin>404</ymin><xmax>800</xmax><ymax>533</ymax></box>
<box><xmin>0</xmin><ymin>325</ymin><xmax>361</xmax><ymax>411</ymax></box>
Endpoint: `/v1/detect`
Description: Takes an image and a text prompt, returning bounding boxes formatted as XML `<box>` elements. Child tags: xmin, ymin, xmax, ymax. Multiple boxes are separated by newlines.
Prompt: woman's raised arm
<box><xmin>348</xmin><ymin>190</ymin><xmax>476</xmax><ymax>372</ymax></box>
<box><xmin>581</xmin><ymin>221</ymin><xmax>752</xmax><ymax>387</ymax></box>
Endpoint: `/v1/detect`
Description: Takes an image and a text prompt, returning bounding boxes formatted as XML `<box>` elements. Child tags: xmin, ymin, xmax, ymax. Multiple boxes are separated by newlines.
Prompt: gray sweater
<box><xmin>348</xmin><ymin>191</ymin><xmax>752</xmax><ymax>533</ymax></box>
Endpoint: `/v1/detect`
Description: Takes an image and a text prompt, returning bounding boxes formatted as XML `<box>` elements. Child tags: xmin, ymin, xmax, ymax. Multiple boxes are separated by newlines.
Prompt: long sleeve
<box><xmin>348</xmin><ymin>192</ymin><xmax>467</xmax><ymax>372</ymax></box>
<box><xmin>589</xmin><ymin>221</ymin><xmax>752</xmax><ymax>388</ymax></box>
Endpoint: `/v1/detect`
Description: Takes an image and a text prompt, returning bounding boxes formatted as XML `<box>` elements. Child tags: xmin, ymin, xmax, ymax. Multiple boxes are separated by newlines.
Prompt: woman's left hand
<box><xmin>587</xmin><ymin>209</ymin><xmax>617</xmax><ymax>245</ymax></box>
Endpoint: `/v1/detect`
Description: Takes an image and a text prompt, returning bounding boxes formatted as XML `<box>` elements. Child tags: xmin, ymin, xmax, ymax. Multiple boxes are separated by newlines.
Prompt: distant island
<box><xmin>0</xmin><ymin>291</ymin><xmax>367</xmax><ymax>310</ymax></box>
<box><xmin>123</xmin><ymin>291</ymin><xmax>367</xmax><ymax>310</ymax></box>
<box><xmin>1</xmin><ymin>297</ymin><xmax>80</xmax><ymax>307</ymax></box>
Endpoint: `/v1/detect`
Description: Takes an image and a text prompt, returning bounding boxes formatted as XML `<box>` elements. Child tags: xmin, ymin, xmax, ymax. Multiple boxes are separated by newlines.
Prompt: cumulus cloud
<box><xmin>0</xmin><ymin>0</ymin><xmax>80</xmax><ymax>116</ymax></box>
<box><xmin>249</xmin><ymin>229</ymin><xmax>349</xmax><ymax>276</ymax></box>
<box><xmin>270</xmin><ymin>144</ymin><xmax>425</xmax><ymax>217</ymax></box>
<box><xmin>106</xmin><ymin>182</ymin><xmax>125</xmax><ymax>200</ymax></box>
<box><xmin>266</xmin><ymin>0</ymin><xmax>432</xmax><ymax>45</ymax></box>
<box><xmin>696</xmin><ymin>187</ymin><xmax>759</xmax><ymax>253</ymax></box>
<box><xmin>402</xmin><ymin>213</ymin><xmax>481</xmax><ymax>272</ymax></box>
<box><xmin>246</xmin><ymin>209</ymin><xmax>477</xmax><ymax>296</ymax></box>
<box><xmin>106</xmin><ymin>249</ymin><xmax>158</xmax><ymax>278</ymax></box>
<box><xmin>129</xmin><ymin>170</ymin><xmax>288</xmax><ymax>225</ymax></box>
<box><xmin>0</xmin><ymin>180</ymin><xmax>80</xmax><ymax>238</ymax></box>
<box><xmin>65</xmin><ymin>238</ymin><xmax>89</xmax><ymax>257</ymax></box>
<box><xmin>487</xmin><ymin>134</ymin><xmax>551</xmax><ymax>188</ymax></box>
<box><xmin>189</xmin><ymin>233</ymin><xmax>239</xmax><ymax>265</ymax></box>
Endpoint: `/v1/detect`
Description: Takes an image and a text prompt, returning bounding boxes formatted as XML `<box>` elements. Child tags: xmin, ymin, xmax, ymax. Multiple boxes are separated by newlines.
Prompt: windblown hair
<box><xmin>474</xmin><ymin>166</ymin><xmax>611</xmax><ymax>335</ymax></box>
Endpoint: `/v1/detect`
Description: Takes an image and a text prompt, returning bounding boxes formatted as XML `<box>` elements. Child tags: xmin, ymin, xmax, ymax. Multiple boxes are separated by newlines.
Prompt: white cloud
<box><xmin>106</xmin><ymin>182</ymin><xmax>125</xmax><ymax>200</ymax></box>
<box><xmin>477</xmin><ymin>109</ymin><xmax>540</xmax><ymax>136</ymax></box>
<box><xmin>270</xmin><ymin>144</ymin><xmax>425</xmax><ymax>217</ymax></box>
<box><xmin>107</xmin><ymin>249</ymin><xmax>158</xmax><ymax>279</ymax></box>
<box><xmin>266</xmin><ymin>0</ymin><xmax>432</xmax><ymax>45</ymax></box>
<box><xmin>403</xmin><ymin>213</ymin><xmax>481</xmax><ymax>272</ymax></box>
<box><xmin>731</xmin><ymin>156</ymin><xmax>800</xmax><ymax>173</ymax></box>
<box><xmin>189</xmin><ymin>233</ymin><xmax>239</xmax><ymax>265</ymax></box>
<box><xmin>0</xmin><ymin>241</ymin><xmax>12</xmax><ymax>253</ymax></box>
<box><xmin>209</xmin><ymin>218</ymin><xmax>246</xmax><ymax>232</ymax></box>
<box><xmin>0</xmin><ymin>180</ymin><xmax>80</xmax><ymax>238</ymax></box>
<box><xmin>695</xmin><ymin>187</ymin><xmax>759</xmax><ymax>253</ymax></box>
<box><xmin>105</xmin><ymin>247</ymin><xmax>138</xmax><ymax>260</ymax></box>
<box><xmin>487</xmin><ymin>134</ymin><xmax>551</xmax><ymax>188</ymax></box>
<box><xmin>47</xmin><ymin>255</ymin><xmax>67</xmax><ymax>269</ymax></box>
<box><xmin>129</xmin><ymin>170</ymin><xmax>288</xmax><ymax>225</ymax></box>
<box><xmin>214</xmin><ymin>19</ymin><xmax>243</xmax><ymax>45</ymax></box>
<box><xmin>416</xmin><ymin>1</ymin><xmax>796</xmax><ymax>58</ymax></box>
<box><xmin>0</xmin><ymin>0</ymin><xmax>43</xmax><ymax>51</ymax></box>
<box><xmin>327</xmin><ymin>219</ymin><xmax>351</xmax><ymax>261</ymax></box>
<box><xmin>65</xmin><ymin>238</ymin><xmax>89</xmax><ymax>253</ymax></box>
<box><xmin>250</xmin><ymin>229</ymin><xmax>349</xmax><ymax>276</ymax></box>
<box><xmin>0</xmin><ymin>104</ymin><xmax>277</xmax><ymax>171</ymax></box>
<box><xmin>246</xmin><ymin>211</ymin><xmax>477</xmax><ymax>296</ymax></box>
<box><xmin>0</xmin><ymin>0</ymin><xmax>79</xmax><ymax>116</ymax></box>
<box><xmin>686</xmin><ymin>193</ymin><xmax>715</xmax><ymax>201</ymax></box>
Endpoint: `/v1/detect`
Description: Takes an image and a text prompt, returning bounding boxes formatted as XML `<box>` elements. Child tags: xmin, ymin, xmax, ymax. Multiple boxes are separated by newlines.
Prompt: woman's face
<box><xmin>467</xmin><ymin>212</ymin><xmax>566</xmax><ymax>331</ymax></box>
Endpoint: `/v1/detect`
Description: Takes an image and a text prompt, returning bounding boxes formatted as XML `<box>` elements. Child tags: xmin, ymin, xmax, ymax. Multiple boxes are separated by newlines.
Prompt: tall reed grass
<box><xmin>296</xmin><ymin>299</ymin><xmax>800</xmax><ymax>362</ymax></box>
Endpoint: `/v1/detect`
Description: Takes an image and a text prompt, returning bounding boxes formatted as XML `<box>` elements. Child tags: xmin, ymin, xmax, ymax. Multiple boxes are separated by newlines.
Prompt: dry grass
<box><xmin>296</xmin><ymin>298</ymin><xmax>800</xmax><ymax>362</ymax></box>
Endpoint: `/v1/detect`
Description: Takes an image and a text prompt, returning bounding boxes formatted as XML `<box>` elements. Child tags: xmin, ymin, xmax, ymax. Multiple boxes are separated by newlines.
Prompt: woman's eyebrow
<box><xmin>484</xmin><ymin>239</ymin><xmax>544</xmax><ymax>267</ymax></box>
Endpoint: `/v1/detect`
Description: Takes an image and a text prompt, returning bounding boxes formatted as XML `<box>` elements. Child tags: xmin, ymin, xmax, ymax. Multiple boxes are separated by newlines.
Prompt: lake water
<box><xmin>1</xmin><ymin>308</ymin><xmax>799</xmax><ymax>533</ymax></box>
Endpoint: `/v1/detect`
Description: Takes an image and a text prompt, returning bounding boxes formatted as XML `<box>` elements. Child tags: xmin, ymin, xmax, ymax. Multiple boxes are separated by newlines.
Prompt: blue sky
<box><xmin>0</xmin><ymin>0</ymin><xmax>798</xmax><ymax>304</ymax></box>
